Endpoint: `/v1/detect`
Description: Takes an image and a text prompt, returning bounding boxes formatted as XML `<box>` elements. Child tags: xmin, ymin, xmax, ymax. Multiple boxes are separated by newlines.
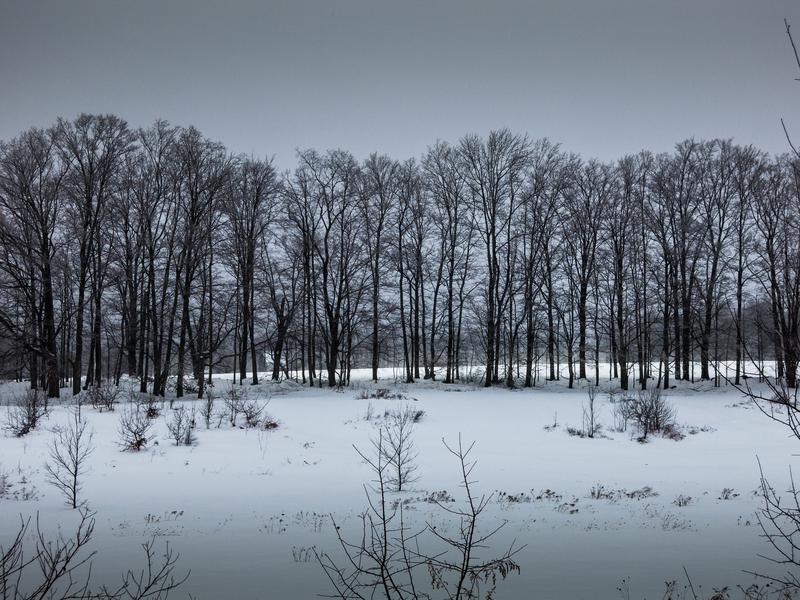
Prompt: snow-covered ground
<box><xmin>0</xmin><ymin>372</ymin><xmax>796</xmax><ymax>599</ymax></box>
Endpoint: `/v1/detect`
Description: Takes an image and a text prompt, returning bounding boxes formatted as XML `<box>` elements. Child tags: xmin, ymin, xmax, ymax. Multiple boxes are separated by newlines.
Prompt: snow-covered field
<box><xmin>0</xmin><ymin>373</ymin><xmax>796</xmax><ymax>599</ymax></box>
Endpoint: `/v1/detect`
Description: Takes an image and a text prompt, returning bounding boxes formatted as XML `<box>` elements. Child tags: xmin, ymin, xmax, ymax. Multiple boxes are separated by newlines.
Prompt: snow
<box><xmin>0</xmin><ymin>372</ymin><xmax>796</xmax><ymax>599</ymax></box>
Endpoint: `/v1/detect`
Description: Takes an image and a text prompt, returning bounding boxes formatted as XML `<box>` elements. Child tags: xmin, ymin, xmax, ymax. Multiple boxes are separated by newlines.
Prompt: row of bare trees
<box><xmin>1</xmin><ymin>115</ymin><xmax>798</xmax><ymax>395</ymax></box>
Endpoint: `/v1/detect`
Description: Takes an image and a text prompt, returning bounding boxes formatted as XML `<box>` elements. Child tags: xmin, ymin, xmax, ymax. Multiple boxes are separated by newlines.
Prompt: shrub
<box><xmin>261</xmin><ymin>416</ymin><xmax>280</xmax><ymax>430</ymax></box>
<box><xmin>673</xmin><ymin>494</ymin><xmax>692</xmax><ymax>507</ymax></box>
<box><xmin>355</xmin><ymin>388</ymin><xmax>408</xmax><ymax>401</ymax></box>
<box><xmin>363</xmin><ymin>402</ymin><xmax>376</xmax><ymax>421</ymax></box>
<box><xmin>166</xmin><ymin>405</ymin><xmax>195</xmax><ymax>446</ymax></box>
<box><xmin>617</xmin><ymin>388</ymin><xmax>676</xmax><ymax>440</ymax></box>
<box><xmin>5</xmin><ymin>389</ymin><xmax>46</xmax><ymax>436</ymax></box>
<box><xmin>566</xmin><ymin>426</ymin><xmax>588</xmax><ymax>438</ymax></box>
<box><xmin>589</xmin><ymin>484</ymin><xmax>658</xmax><ymax>502</ymax></box>
<box><xmin>199</xmin><ymin>389</ymin><xmax>215</xmax><ymax>429</ymax></box>
<box><xmin>142</xmin><ymin>394</ymin><xmax>161</xmax><ymax>419</ymax></box>
<box><xmin>582</xmin><ymin>386</ymin><xmax>600</xmax><ymax>438</ymax></box>
<box><xmin>86</xmin><ymin>384</ymin><xmax>120</xmax><ymax>412</ymax></box>
<box><xmin>590</xmin><ymin>483</ymin><xmax>613</xmax><ymax>500</ymax></box>
<box><xmin>460</xmin><ymin>368</ymin><xmax>485</xmax><ymax>385</ymax></box>
<box><xmin>241</xmin><ymin>399</ymin><xmax>264</xmax><ymax>428</ymax></box>
<box><xmin>182</xmin><ymin>377</ymin><xmax>199</xmax><ymax>395</ymax></box>
<box><xmin>609</xmin><ymin>391</ymin><xmax>629</xmax><ymax>432</ymax></box>
<box><xmin>224</xmin><ymin>386</ymin><xmax>247</xmax><ymax>426</ymax></box>
<box><xmin>0</xmin><ymin>467</ymin><xmax>9</xmax><ymax>498</ymax></box>
<box><xmin>543</xmin><ymin>412</ymin><xmax>559</xmax><ymax>432</ymax></box>
<box><xmin>165</xmin><ymin>375</ymin><xmax>199</xmax><ymax>395</ymax></box>
<box><xmin>126</xmin><ymin>391</ymin><xmax>160</xmax><ymax>419</ymax></box>
<box><xmin>662</xmin><ymin>423</ymin><xmax>685</xmax><ymax>441</ymax></box>
<box><xmin>118</xmin><ymin>404</ymin><xmax>152</xmax><ymax>451</ymax></box>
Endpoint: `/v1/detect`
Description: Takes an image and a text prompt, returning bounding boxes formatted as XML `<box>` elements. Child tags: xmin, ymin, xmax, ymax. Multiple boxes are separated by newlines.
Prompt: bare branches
<box><xmin>380</xmin><ymin>406</ymin><xmax>421</xmax><ymax>493</ymax></box>
<box><xmin>0</xmin><ymin>509</ymin><xmax>96</xmax><ymax>600</ymax></box>
<box><xmin>317</xmin><ymin>435</ymin><xmax>522</xmax><ymax>600</ymax></box>
<box><xmin>784</xmin><ymin>20</ymin><xmax>800</xmax><ymax>159</ymax></box>
<box><xmin>107</xmin><ymin>538</ymin><xmax>189</xmax><ymax>600</ymax></box>
<box><xmin>745</xmin><ymin>459</ymin><xmax>800</xmax><ymax>592</ymax></box>
<box><xmin>117</xmin><ymin>404</ymin><xmax>152</xmax><ymax>451</ymax></box>
<box><xmin>4</xmin><ymin>389</ymin><xmax>46</xmax><ymax>437</ymax></box>
<box><xmin>45</xmin><ymin>407</ymin><xmax>95</xmax><ymax>509</ymax></box>
<box><xmin>0</xmin><ymin>509</ymin><xmax>188</xmax><ymax>600</ymax></box>
<box><xmin>723</xmin><ymin>337</ymin><xmax>800</xmax><ymax>444</ymax></box>
<box><xmin>582</xmin><ymin>385</ymin><xmax>600</xmax><ymax>438</ymax></box>
<box><xmin>722</xmin><ymin>315</ymin><xmax>800</xmax><ymax>591</ymax></box>
<box><xmin>427</xmin><ymin>435</ymin><xmax>522</xmax><ymax>600</ymax></box>
<box><xmin>785</xmin><ymin>19</ymin><xmax>800</xmax><ymax>80</ymax></box>
<box><xmin>0</xmin><ymin>515</ymin><xmax>33</xmax><ymax>600</ymax></box>
<box><xmin>165</xmin><ymin>404</ymin><xmax>194</xmax><ymax>446</ymax></box>
<box><xmin>615</xmin><ymin>388</ymin><xmax>677</xmax><ymax>440</ymax></box>
<box><xmin>320</xmin><ymin>427</ymin><xmax>426</xmax><ymax>600</ymax></box>
<box><xmin>85</xmin><ymin>385</ymin><xmax>120</xmax><ymax>413</ymax></box>
<box><xmin>744</xmin><ymin>378</ymin><xmax>800</xmax><ymax>443</ymax></box>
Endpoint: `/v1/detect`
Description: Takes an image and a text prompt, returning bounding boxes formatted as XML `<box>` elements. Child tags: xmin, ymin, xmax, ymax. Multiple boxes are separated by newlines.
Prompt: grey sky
<box><xmin>0</xmin><ymin>0</ymin><xmax>798</xmax><ymax>169</ymax></box>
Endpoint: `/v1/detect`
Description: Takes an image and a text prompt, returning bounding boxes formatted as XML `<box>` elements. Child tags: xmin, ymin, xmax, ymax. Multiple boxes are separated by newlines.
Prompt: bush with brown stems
<box><xmin>224</xmin><ymin>386</ymin><xmax>247</xmax><ymax>426</ymax></box>
<box><xmin>240</xmin><ymin>399</ymin><xmax>264</xmax><ymax>428</ymax></box>
<box><xmin>141</xmin><ymin>393</ymin><xmax>161</xmax><ymax>419</ymax></box>
<box><xmin>5</xmin><ymin>389</ymin><xmax>46</xmax><ymax>437</ymax></box>
<box><xmin>85</xmin><ymin>384</ymin><xmax>120</xmax><ymax>412</ymax></box>
<box><xmin>199</xmin><ymin>389</ymin><xmax>215</xmax><ymax>429</ymax></box>
<box><xmin>166</xmin><ymin>405</ymin><xmax>195</xmax><ymax>446</ymax></box>
<box><xmin>617</xmin><ymin>388</ymin><xmax>676</xmax><ymax>440</ymax></box>
<box><xmin>117</xmin><ymin>405</ymin><xmax>152</xmax><ymax>451</ymax></box>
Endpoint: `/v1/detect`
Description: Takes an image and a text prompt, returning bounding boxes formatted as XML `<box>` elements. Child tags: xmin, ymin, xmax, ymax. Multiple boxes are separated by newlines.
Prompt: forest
<box><xmin>0</xmin><ymin>117</ymin><xmax>796</xmax><ymax>396</ymax></box>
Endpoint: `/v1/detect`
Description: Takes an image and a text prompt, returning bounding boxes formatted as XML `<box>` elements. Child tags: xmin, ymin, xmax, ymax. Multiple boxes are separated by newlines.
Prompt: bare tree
<box><xmin>0</xmin><ymin>112</ymin><xmax>798</xmax><ymax>394</ymax></box>
<box><xmin>283</xmin><ymin>159</ymin><xmax>322</xmax><ymax>386</ymax></box>
<box><xmin>606</xmin><ymin>155</ymin><xmax>639</xmax><ymax>390</ymax></box>
<box><xmin>0</xmin><ymin>128</ymin><xmax>66</xmax><ymax>398</ymax></box>
<box><xmin>520</xmin><ymin>140</ymin><xmax>568</xmax><ymax>388</ymax></box>
<box><xmin>374</xmin><ymin>406</ymin><xmax>421</xmax><ymax>492</ymax></box>
<box><xmin>299</xmin><ymin>149</ymin><xmax>367</xmax><ymax>387</ymax></box>
<box><xmin>260</xmin><ymin>229</ymin><xmax>301</xmax><ymax>381</ymax></box>
<box><xmin>45</xmin><ymin>407</ymin><xmax>94</xmax><ymax>509</ymax></box>
<box><xmin>695</xmin><ymin>140</ymin><xmax>735</xmax><ymax>382</ymax></box>
<box><xmin>731</xmin><ymin>145</ymin><xmax>766</xmax><ymax>385</ymax></box>
<box><xmin>752</xmin><ymin>158</ymin><xmax>800</xmax><ymax>388</ymax></box>
<box><xmin>171</xmin><ymin>128</ymin><xmax>230</xmax><ymax>398</ymax></box>
<box><xmin>57</xmin><ymin>114</ymin><xmax>135</xmax><ymax>395</ymax></box>
<box><xmin>561</xmin><ymin>159</ymin><xmax>612</xmax><ymax>382</ymax></box>
<box><xmin>126</xmin><ymin>121</ymin><xmax>179</xmax><ymax>396</ymax></box>
<box><xmin>360</xmin><ymin>154</ymin><xmax>400</xmax><ymax>382</ymax></box>
<box><xmin>459</xmin><ymin>130</ymin><xmax>530</xmax><ymax>386</ymax></box>
<box><xmin>423</xmin><ymin>141</ymin><xmax>474</xmax><ymax>383</ymax></box>
<box><xmin>223</xmin><ymin>156</ymin><xmax>280</xmax><ymax>385</ymax></box>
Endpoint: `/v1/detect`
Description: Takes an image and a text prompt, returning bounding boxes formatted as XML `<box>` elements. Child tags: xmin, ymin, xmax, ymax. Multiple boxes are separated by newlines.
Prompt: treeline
<box><xmin>0</xmin><ymin>114</ymin><xmax>797</xmax><ymax>398</ymax></box>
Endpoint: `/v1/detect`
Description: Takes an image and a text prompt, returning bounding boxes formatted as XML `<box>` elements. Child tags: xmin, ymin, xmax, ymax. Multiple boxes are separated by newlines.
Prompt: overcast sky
<box><xmin>0</xmin><ymin>0</ymin><xmax>798</xmax><ymax>168</ymax></box>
